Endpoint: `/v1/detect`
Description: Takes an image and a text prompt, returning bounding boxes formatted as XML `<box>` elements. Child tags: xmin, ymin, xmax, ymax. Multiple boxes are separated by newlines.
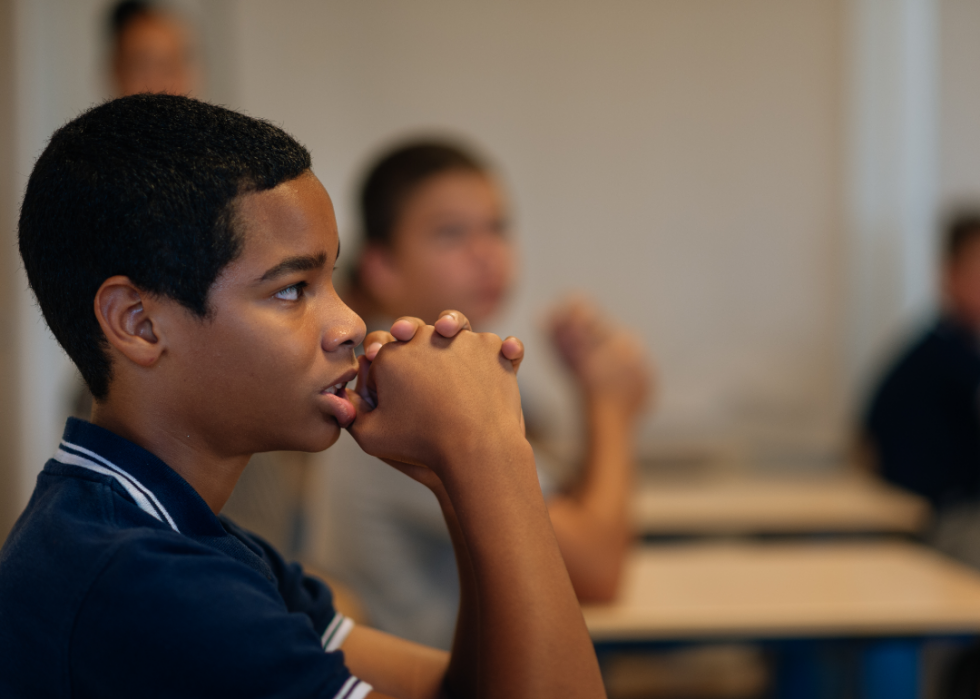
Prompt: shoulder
<box><xmin>875</xmin><ymin>321</ymin><xmax>976</xmax><ymax>389</ymax></box>
<box><xmin>897</xmin><ymin>320</ymin><xmax>980</xmax><ymax>394</ymax></box>
<box><xmin>70</xmin><ymin>529</ymin><xmax>362</xmax><ymax>698</ymax></box>
<box><xmin>0</xmin><ymin>465</ymin><xmax>176</xmax><ymax>629</ymax></box>
<box><xmin>865</xmin><ymin>319</ymin><xmax>980</xmax><ymax>428</ymax></box>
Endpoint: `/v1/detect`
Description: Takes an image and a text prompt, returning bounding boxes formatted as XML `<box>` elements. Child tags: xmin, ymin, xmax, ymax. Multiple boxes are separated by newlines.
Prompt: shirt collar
<box><xmin>55</xmin><ymin>417</ymin><xmax>226</xmax><ymax>537</ymax></box>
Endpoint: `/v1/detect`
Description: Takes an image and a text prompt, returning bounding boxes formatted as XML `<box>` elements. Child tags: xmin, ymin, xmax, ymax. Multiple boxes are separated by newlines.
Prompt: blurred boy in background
<box><xmin>305</xmin><ymin>140</ymin><xmax>653</xmax><ymax>649</ymax></box>
<box><xmin>864</xmin><ymin>212</ymin><xmax>980</xmax><ymax>567</ymax></box>
<box><xmin>108</xmin><ymin>0</ymin><xmax>199</xmax><ymax>97</ymax></box>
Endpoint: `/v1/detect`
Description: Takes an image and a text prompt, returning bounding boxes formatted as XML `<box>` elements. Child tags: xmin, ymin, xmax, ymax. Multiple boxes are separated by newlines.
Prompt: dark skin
<box><xmin>90</xmin><ymin>172</ymin><xmax>606</xmax><ymax>698</ymax></box>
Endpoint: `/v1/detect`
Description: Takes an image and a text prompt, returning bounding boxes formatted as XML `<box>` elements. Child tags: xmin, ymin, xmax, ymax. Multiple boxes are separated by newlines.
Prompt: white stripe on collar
<box><xmin>54</xmin><ymin>441</ymin><xmax>180</xmax><ymax>533</ymax></box>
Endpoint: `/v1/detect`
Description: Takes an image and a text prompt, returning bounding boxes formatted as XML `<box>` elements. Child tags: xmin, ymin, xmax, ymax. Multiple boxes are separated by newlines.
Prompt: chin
<box><xmin>317</xmin><ymin>427</ymin><xmax>343</xmax><ymax>452</ymax></box>
<box><xmin>299</xmin><ymin>427</ymin><xmax>342</xmax><ymax>454</ymax></box>
<box><xmin>259</xmin><ymin>421</ymin><xmax>341</xmax><ymax>454</ymax></box>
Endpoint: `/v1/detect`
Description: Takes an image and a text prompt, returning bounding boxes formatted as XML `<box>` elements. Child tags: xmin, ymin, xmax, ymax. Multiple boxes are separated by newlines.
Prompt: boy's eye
<box><xmin>490</xmin><ymin>218</ymin><xmax>509</xmax><ymax>238</ymax></box>
<box><xmin>274</xmin><ymin>282</ymin><xmax>305</xmax><ymax>301</ymax></box>
<box><xmin>434</xmin><ymin>224</ymin><xmax>467</xmax><ymax>244</ymax></box>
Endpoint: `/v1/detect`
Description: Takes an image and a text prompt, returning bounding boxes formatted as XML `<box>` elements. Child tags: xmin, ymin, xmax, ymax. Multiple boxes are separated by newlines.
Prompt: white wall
<box><xmin>843</xmin><ymin>0</ymin><xmax>940</xmax><ymax>412</ymax></box>
<box><xmin>11</xmin><ymin>0</ymin><xmax>107</xmax><ymax>512</ymax></box>
<box><xmin>0</xmin><ymin>0</ymin><xmax>18</xmax><ymax>541</ymax></box>
<box><xmin>231</xmin><ymin>0</ymin><xmax>846</xmax><ymax>457</ymax></box>
<box><xmin>940</xmin><ymin>0</ymin><xmax>980</xmax><ymax>206</ymax></box>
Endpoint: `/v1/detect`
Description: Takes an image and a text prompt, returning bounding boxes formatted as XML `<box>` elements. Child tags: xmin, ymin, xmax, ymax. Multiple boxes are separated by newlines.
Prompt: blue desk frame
<box><xmin>594</xmin><ymin>633</ymin><xmax>978</xmax><ymax>699</ymax></box>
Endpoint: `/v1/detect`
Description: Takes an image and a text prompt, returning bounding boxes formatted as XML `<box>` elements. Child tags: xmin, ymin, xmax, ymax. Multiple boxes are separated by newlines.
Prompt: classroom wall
<box><xmin>940</xmin><ymin>0</ymin><xmax>980</xmax><ymax>206</ymax></box>
<box><xmin>230</xmin><ymin>0</ymin><xmax>847</xmax><ymax>459</ymax></box>
<box><xmin>10</xmin><ymin>0</ymin><xmax>116</xmax><ymax>515</ymax></box>
<box><xmin>5</xmin><ymin>0</ymin><xmax>222</xmax><ymax>519</ymax></box>
<box><xmin>0</xmin><ymin>0</ymin><xmax>18</xmax><ymax>542</ymax></box>
<box><xmin>843</xmin><ymin>0</ymin><xmax>940</xmax><ymax>418</ymax></box>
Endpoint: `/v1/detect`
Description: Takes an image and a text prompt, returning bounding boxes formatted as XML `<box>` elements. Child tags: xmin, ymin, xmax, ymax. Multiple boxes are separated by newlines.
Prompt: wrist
<box><xmin>586</xmin><ymin>392</ymin><xmax>640</xmax><ymax>428</ymax></box>
<box><xmin>434</xmin><ymin>431</ymin><xmax>537</xmax><ymax>492</ymax></box>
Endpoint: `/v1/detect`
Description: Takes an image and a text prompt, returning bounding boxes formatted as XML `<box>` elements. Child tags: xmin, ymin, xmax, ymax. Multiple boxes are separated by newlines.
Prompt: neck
<box><xmin>91</xmin><ymin>398</ymin><xmax>249</xmax><ymax>514</ymax></box>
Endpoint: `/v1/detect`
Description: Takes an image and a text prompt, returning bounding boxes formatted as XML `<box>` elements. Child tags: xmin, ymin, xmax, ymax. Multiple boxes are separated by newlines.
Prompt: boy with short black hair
<box><xmin>0</xmin><ymin>94</ymin><xmax>605</xmax><ymax>699</ymax></box>
<box><xmin>864</xmin><ymin>212</ymin><xmax>980</xmax><ymax>512</ymax></box>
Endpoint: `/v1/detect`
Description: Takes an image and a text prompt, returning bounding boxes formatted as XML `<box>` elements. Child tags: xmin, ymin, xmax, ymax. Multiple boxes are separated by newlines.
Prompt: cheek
<box><xmin>426</xmin><ymin>250</ymin><xmax>480</xmax><ymax>294</ymax></box>
<box><xmin>165</xmin><ymin>311</ymin><xmax>340</xmax><ymax>454</ymax></box>
<box><xmin>490</xmin><ymin>242</ymin><xmax>517</xmax><ymax>281</ymax></box>
<box><xmin>182</xmin><ymin>318</ymin><xmax>314</xmax><ymax>398</ymax></box>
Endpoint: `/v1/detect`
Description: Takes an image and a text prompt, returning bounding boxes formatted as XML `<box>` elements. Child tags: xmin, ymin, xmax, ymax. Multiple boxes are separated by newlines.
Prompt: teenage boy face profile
<box><xmin>92</xmin><ymin>174</ymin><xmax>365</xmax><ymax>497</ymax></box>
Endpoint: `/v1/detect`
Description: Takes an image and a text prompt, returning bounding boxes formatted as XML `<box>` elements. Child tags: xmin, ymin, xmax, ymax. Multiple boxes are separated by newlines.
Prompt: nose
<box><xmin>322</xmin><ymin>295</ymin><xmax>367</xmax><ymax>353</ymax></box>
<box><xmin>469</xmin><ymin>229</ymin><xmax>509</xmax><ymax>274</ymax></box>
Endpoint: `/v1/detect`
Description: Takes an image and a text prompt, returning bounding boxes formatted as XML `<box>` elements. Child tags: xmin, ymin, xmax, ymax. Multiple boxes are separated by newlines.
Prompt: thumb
<box><xmin>347</xmin><ymin>389</ymin><xmax>375</xmax><ymax>429</ymax></box>
<box><xmin>346</xmin><ymin>390</ymin><xmax>388</xmax><ymax>457</ymax></box>
<box><xmin>353</xmin><ymin>355</ymin><xmax>377</xmax><ymax>409</ymax></box>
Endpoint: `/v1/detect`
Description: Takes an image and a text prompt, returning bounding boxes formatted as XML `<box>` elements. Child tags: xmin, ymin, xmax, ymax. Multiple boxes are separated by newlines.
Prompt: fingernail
<box><xmin>391</xmin><ymin>320</ymin><xmax>413</xmax><ymax>338</ymax></box>
<box><xmin>365</xmin><ymin>342</ymin><xmax>382</xmax><ymax>358</ymax></box>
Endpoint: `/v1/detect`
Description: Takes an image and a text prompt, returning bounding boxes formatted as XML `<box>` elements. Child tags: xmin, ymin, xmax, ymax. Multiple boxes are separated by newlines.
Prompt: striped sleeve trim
<box><xmin>321</xmin><ymin>612</ymin><xmax>355</xmax><ymax>652</ymax></box>
<box><xmin>333</xmin><ymin>676</ymin><xmax>373</xmax><ymax>699</ymax></box>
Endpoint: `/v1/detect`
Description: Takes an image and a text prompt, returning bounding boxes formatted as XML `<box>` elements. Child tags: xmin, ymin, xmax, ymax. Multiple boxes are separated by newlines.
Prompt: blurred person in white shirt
<box><xmin>304</xmin><ymin>139</ymin><xmax>653</xmax><ymax>648</ymax></box>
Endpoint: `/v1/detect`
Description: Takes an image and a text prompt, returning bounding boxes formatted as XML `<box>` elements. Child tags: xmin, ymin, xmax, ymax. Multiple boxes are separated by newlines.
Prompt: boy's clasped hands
<box><xmin>345</xmin><ymin>309</ymin><xmax>526</xmax><ymax>490</ymax></box>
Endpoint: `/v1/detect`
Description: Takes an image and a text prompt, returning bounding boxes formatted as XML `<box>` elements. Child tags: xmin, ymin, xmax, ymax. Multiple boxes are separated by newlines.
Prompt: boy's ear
<box><xmin>94</xmin><ymin>276</ymin><xmax>165</xmax><ymax>367</ymax></box>
<box><xmin>359</xmin><ymin>244</ymin><xmax>402</xmax><ymax>306</ymax></box>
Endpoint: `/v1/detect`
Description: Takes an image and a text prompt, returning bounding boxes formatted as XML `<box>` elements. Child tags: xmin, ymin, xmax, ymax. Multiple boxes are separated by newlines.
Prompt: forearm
<box><xmin>345</xmin><ymin>319</ymin><xmax>605</xmax><ymax>697</ymax></box>
<box><xmin>549</xmin><ymin>396</ymin><xmax>635</xmax><ymax>601</ymax></box>
<box><xmin>440</xmin><ymin>437</ymin><xmax>606</xmax><ymax>699</ymax></box>
<box><xmin>343</xmin><ymin>626</ymin><xmax>448</xmax><ymax>699</ymax></box>
<box><xmin>433</xmin><ymin>486</ymin><xmax>480</xmax><ymax>699</ymax></box>
<box><xmin>581</xmin><ymin>396</ymin><xmax>636</xmax><ymax>515</ymax></box>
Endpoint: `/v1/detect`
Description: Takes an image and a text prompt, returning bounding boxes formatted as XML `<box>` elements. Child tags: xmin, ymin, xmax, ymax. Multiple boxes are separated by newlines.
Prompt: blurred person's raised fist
<box><xmin>548</xmin><ymin>295</ymin><xmax>654</xmax><ymax>419</ymax></box>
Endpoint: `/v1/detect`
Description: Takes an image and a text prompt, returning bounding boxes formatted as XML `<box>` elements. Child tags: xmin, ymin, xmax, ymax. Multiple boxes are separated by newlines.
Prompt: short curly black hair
<box><xmin>18</xmin><ymin>94</ymin><xmax>311</xmax><ymax>399</ymax></box>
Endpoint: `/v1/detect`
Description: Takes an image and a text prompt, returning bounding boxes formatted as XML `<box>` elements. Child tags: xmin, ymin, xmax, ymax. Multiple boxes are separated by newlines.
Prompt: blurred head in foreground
<box><xmin>108</xmin><ymin>0</ymin><xmax>199</xmax><ymax>97</ymax></box>
<box><xmin>349</xmin><ymin>140</ymin><xmax>516</xmax><ymax>327</ymax></box>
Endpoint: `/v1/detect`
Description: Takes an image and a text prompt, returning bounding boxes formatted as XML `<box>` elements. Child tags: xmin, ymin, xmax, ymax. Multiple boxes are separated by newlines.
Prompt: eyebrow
<box><xmin>256</xmin><ymin>251</ymin><xmax>329</xmax><ymax>283</ymax></box>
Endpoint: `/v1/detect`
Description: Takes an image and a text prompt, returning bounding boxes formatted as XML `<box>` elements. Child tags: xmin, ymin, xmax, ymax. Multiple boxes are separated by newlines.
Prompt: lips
<box><xmin>321</xmin><ymin>368</ymin><xmax>357</xmax><ymax>393</ymax></box>
<box><xmin>319</xmin><ymin>368</ymin><xmax>358</xmax><ymax>428</ymax></box>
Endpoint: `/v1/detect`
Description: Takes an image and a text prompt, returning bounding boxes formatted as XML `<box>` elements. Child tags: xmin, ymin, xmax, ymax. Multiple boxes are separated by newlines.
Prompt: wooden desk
<box><xmin>585</xmin><ymin>541</ymin><xmax>980</xmax><ymax>641</ymax></box>
<box><xmin>633</xmin><ymin>473</ymin><xmax>930</xmax><ymax>537</ymax></box>
<box><xmin>584</xmin><ymin>542</ymin><xmax>980</xmax><ymax>698</ymax></box>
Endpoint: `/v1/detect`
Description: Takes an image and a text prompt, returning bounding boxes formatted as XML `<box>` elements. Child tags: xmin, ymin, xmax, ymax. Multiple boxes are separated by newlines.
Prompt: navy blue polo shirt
<box><xmin>0</xmin><ymin>418</ymin><xmax>372</xmax><ymax>699</ymax></box>
<box><xmin>864</xmin><ymin>317</ymin><xmax>980</xmax><ymax>508</ymax></box>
